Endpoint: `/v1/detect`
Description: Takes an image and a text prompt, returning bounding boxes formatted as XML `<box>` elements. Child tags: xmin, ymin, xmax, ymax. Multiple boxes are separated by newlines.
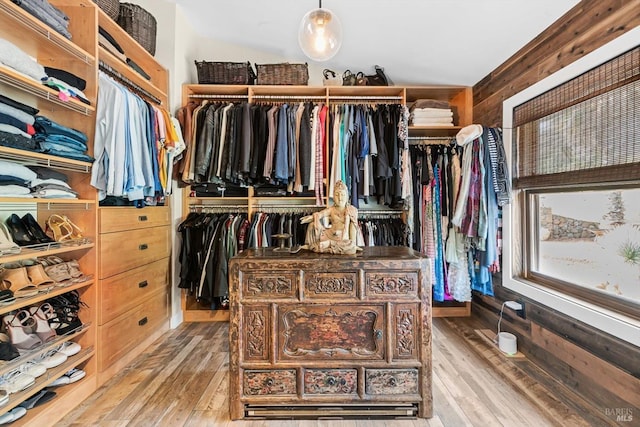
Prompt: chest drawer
<box><xmin>99</xmin><ymin>225</ymin><xmax>170</xmax><ymax>278</ymax></box>
<box><xmin>99</xmin><ymin>290</ymin><xmax>168</xmax><ymax>371</ymax></box>
<box><xmin>243</xmin><ymin>370</ymin><xmax>297</xmax><ymax>396</ymax></box>
<box><xmin>365</xmin><ymin>369</ymin><xmax>419</xmax><ymax>395</ymax></box>
<box><xmin>304</xmin><ymin>369</ymin><xmax>357</xmax><ymax>395</ymax></box>
<box><xmin>99</xmin><ymin>206</ymin><xmax>170</xmax><ymax>233</ymax></box>
<box><xmin>99</xmin><ymin>258</ymin><xmax>170</xmax><ymax>325</ymax></box>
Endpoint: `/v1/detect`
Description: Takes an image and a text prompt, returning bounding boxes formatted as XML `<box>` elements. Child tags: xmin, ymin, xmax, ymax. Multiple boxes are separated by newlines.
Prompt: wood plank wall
<box><xmin>471</xmin><ymin>0</ymin><xmax>640</xmax><ymax>422</ymax></box>
<box><xmin>473</xmin><ymin>0</ymin><xmax>640</xmax><ymax>125</ymax></box>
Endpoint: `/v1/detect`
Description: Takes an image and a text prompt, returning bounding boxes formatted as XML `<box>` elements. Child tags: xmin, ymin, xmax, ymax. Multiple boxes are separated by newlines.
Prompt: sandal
<box><xmin>46</xmin><ymin>214</ymin><xmax>73</xmax><ymax>242</ymax></box>
<box><xmin>26</xmin><ymin>264</ymin><xmax>55</xmax><ymax>291</ymax></box>
<box><xmin>2</xmin><ymin>311</ymin><xmax>42</xmax><ymax>354</ymax></box>
<box><xmin>28</xmin><ymin>304</ymin><xmax>57</xmax><ymax>343</ymax></box>
<box><xmin>0</xmin><ymin>266</ymin><xmax>39</xmax><ymax>298</ymax></box>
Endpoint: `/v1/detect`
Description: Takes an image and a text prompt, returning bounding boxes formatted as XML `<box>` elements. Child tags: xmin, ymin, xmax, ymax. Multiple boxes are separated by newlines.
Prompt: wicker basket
<box><xmin>117</xmin><ymin>3</ymin><xmax>157</xmax><ymax>56</ymax></box>
<box><xmin>255</xmin><ymin>63</ymin><xmax>309</xmax><ymax>85</ymax></box>
<box><xmin>194</xmin><ymin>61</ymin><xmax>256</xmax><ymax>85</ymax></box>
<box><xmin>93</xmin><ymin>0</ymin><xmax>119</xmax><ymax>21</ymax></box>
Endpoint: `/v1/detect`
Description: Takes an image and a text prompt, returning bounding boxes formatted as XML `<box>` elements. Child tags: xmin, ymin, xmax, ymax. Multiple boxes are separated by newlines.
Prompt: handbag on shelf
<box><xmin>365</xmin><ymin>65</ymin><xmax>390</xmax><ymax>86</ymax></box>
<box><xmin>356</xmin><ymin>71</ymin><xmax>368</xmax><ymax>86</ymax></box>
<box><xmin>342</xmin><ymin>70</ymin><xmax>356</xmax><ymax>86</ymax></box>
<box><xmin>322</xmin><ymin>69</ymin><xmax>342</xmax><ymax>86</ymax></box>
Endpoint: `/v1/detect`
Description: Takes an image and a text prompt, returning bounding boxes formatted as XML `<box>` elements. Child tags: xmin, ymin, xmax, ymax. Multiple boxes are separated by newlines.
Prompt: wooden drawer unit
<box><xmin>99</xmin><ymin>206</ymin><xmax>170</xmax><ymax>233</ymax></box>
<box><xmin>229</xmin><ymin>247</ymin><xmax>432</xmax><ymax>419</ymax></box>
<box><xmin>99</xmin><ymin>225</ymin><xmax>170</xmax><ymax>278</ymax></box>
<box><xmin>98</xmin><ymin>290</ymin><xmax>168</xmax><ymax>370</ymax></box>
<box><xmin>99</xmin><ymin>258</ymin><xmax>170</xmax><ymax>325</ymax></box>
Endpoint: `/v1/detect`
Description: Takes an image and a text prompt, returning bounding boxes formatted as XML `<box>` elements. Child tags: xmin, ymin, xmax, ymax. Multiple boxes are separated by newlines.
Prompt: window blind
<box><xmin>513</xmin><ymin>46</ymin><xmax>640</xmax><ymax>189</ymax></box>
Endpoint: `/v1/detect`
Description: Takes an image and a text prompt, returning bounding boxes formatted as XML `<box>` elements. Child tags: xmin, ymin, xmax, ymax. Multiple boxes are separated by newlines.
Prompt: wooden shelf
<box><xmin>0</xmin><ymin>66</ymin><xmax>94</xmax><ymax>116</ymax></box>
<box><xmin>97</xmin><ymin>7</ymin><xmax>168</xmax><ymax>100</ymax></box>
<box><xmin>0</xmin><ymin>146</ymin><xmax>92</xmax><ymax>172</ymax></box>
<box><xmin>0</xmin><ymin>280</ymin><xmax>94</xmax><ymax>317</ymax></box>
<box><xmin>0</xmin><ymin>0</ymin><xmax>95</xmax><ymax>66</ymax></box>
<box><xmin>0</xmin><ymin>242</ymin><xmax>95</xmax><ymax>264</ymax></box>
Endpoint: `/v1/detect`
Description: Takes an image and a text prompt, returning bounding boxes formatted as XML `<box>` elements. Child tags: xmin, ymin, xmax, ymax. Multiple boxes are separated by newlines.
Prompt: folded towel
<box><xmin>0</xmin><ymin>39</ymin><xmax>47</xmax><ymax>82</ymax></box>
<box><xmin>0</xmin><ymin>184</ymin><xmax>32</xmax><ymax>196</ymax></box>
<box><xmin>410</xmin><ymin>99</ymin><xmax>450</xmax><ymax>110</ymax></box>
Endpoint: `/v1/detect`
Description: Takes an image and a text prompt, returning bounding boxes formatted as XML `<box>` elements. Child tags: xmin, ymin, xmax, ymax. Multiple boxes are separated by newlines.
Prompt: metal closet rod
<box><xmin>99</xmin><ymin>61</ymin><xmax>162</xmax><ymax>105</ymax></box>
<box><xmin>329</xmin><ymin>95</ymin><xmax>403</xmax><ymax>100</ymax></box>
<box><xmin>189</xmin><ymin>204</ymin><xmax>248</xmax><ymax>211</ymax></box>
<box><xmin>189</xmin><ymin>94</ymin><xmax>249</xmax><ymax>99</ymax></box>
<box><xmin>251</xmin><ymin>95</ymin><xmax>326</xmax><ymax>100</ymax></box>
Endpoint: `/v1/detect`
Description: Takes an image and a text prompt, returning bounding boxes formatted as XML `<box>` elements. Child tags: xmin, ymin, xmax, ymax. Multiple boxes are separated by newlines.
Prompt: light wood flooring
<box><xmin>58</xmin><ymin>317</ymin><xmax>601</xmax><ymax>427</ymax></box>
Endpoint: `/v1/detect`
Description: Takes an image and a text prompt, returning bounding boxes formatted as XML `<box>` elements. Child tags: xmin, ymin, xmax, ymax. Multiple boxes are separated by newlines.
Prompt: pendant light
<box><xmin>298</xmin><ymin>0</ymin><xmax>342</xmax><ymax>62</ymax></box>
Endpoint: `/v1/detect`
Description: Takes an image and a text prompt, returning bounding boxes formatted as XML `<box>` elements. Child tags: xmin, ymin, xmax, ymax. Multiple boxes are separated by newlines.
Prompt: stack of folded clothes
<box><xmin>33</xmin><ymin>116</ymin><xmax>93</xmax><ymax>162</ymax></box>
<box><xmin>0</xmin><ymin>94</ymin><xmax>39</xmax><ymax>153</ymax></box>
<box><xmin>409</xmin><ymin>99</ymin><xmax>455</xmax><ymax>127</ymax></box>
<box><xmin>0</xmin><ymin>38</ymin><xmax>47</xmax><ymax>83</ymax></box>
<box><xmin>42</xmin><ymin>67</ymin><xmax>90</xmax><ymax>105</ymax></box>
<box><xmin>0</xmin><ymin>161</ymin><xmax>78</xmax><ymax>199</ymax></box>
<box><xmin>11</xmin><ymin>0</ymin><xmax>72</xmax><ymax>39</ymax></box>
<box><xmin>27</xmin><ymin>166</ymin><xmax>77</xmax><ymax>199</ymax></box>
<box><xmin>0</xmin><ymin>159</ymin><xmax>36</xmax><ymax>198</ymax></box>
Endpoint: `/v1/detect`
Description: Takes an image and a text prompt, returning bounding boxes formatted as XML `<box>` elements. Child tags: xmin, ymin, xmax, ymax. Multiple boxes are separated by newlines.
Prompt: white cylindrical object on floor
<box><xmin>498</xmin><ymin>332</ymin><xmax>517</xmax><ymax>355</ymax></box>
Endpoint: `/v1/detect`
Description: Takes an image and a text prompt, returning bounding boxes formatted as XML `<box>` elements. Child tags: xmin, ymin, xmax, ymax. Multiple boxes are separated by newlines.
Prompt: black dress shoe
<box><xmin>5</xmin><ymin>214</ymin><xmax>36</xmax><ymax>246</ymax></box>
<box><xmin>22</xmin><ymin>213</ymin><xmax>56</xmax><ymax>245</ymax></box>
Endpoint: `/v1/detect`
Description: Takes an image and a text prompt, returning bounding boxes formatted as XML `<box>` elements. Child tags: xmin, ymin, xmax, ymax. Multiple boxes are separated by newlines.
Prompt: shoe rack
<box><xmin>180</xmin><ymin>84</ymin><xmax>473</xmax><ymax>322</ymax></box>
<box><xmin>0</xmin><ymin>0</ymin><xmax>98</xmax><ymax>425</ymax></box>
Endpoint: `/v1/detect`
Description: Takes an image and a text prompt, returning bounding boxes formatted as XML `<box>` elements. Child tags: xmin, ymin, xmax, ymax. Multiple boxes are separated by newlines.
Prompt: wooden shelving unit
<box><xmin>180</xmin><ymin>84</ymin><xmax>473</xmax><ymax>321</ymax></box>
<box><xmin>0</xmin><ymin>1</ymin><xmax>98</xmax><ymax>425</ymax></box>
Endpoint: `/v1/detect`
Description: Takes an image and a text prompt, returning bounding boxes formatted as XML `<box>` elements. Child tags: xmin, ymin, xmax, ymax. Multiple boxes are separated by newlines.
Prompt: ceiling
<box><xmin>167</xmin><ymin>0</ymin><xmax>581</xmax><ymax>87</ymax></box>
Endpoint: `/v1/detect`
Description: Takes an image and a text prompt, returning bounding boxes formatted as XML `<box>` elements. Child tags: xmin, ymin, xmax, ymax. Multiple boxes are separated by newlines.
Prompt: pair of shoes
<box><xmin>55</xmin><ymin>341</ymin><xmax>81</xmax><ymax>357</ymax></box>
<box><xmin>45</xmin><ymin>291</ymin><xmax>84</xmax><ymax>335</ymax></box>
<box><xmin>36</xmin><ymin>349</ymin><xmax>67</xmax><ymax>369</ymax></box>
<box><xmin>0</xmin><ymin>406</ymin><xmax>26</xmax><ymax>424</ymax></box>
<box><xmin>0</xmin><ymin>261</ymin><xmax>54</xmax><ymax>297</ymax></box>
<box><xmin>4</xmin><ymin>214</ymin><xmax>57</xmax><ymax>248</ymax></box>
<box><xmin>3</xmin><ymin>311</ymin><xmax>43</xmax><ymax>354</ymax></box>
<box><xmin>49</xmin><ymin>368</ymin><xmax>85</xmax><ymax>387</ymax></box>
<box><xmin>0</xmin><ymin>370</ymin><xmax>35</xmax><ymax>394</ymax></box>
<box><xmin>0</xmin><ymin>223</ymin><xmax>20</xmax><ymax>256</ymax></box>
<box><xmin>19</xmin><ymin>388</ymin><xmax>56</xmax><ymax>409</ymax></box>
<box><xmin>19</xmin><ymin>361</ymin><xmax>47</xmax><ymax>378</ymax></box>
<box><xmin>45</xmin><ymin>214</ymin><xmax>86</xmax><ymax>244</ymax></box>
<box><xmin>42</xmin><ymin>259</ymin><xmax>89</xmax><ymax>286</ymax></box>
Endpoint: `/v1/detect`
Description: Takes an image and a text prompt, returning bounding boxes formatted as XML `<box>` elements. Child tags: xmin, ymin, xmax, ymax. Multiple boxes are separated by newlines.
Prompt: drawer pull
<box><xmin>264</xmin><ymin>378</ymin><xmax>275</xmax><ymax>387</ymax></box>
<box><xmin>326</xmin><ymin>376</ymin><xmax>336</xmax><ymax>386</ymax></box>
<box><xmin>138</xmin><ymin>280</ymin><xmax>148</xmax><ymax>288</ymax></box>
<box><xmin>375</xmin><ymin>330</ymin><xmax>383</xmax><ymax>340</ymax></box>
<box><xmin>139</xmin><ymin>243</ymin><xmax>148</xmax><ymax>250</ymax></box>
<box><xmin>138</xmin><ymin>317</ymin><xmax>148</xmax><ymax>326</ymax></box>
<box><xmin>138</xmin><ymin>215</ymin><xmax>148</xmax><ymax>222</ymax></box>
<box><xmin>388</xmin><ymin>377</ymin><xmax>397</xmax><ymax>387</ymax></box>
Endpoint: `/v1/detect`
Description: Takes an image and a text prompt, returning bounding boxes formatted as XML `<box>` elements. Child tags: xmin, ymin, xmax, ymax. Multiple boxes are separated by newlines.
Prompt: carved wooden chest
<box><xmin>228</xmin><ymin>246</ymin><xmax>432</xmax><ymax>419</ymax></box>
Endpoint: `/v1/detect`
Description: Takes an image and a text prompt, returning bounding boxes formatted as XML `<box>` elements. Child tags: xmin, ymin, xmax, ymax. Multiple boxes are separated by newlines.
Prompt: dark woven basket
<box><xmin>117</xmin><ymin>3</ymin><xmax>157</xmax><ymax>56</ymax></box>
<box><xmin>93</xmin><ymin>0</ymin><xmax>119</xmax><ymax>21</ymax></box>
<box><xmin>255</xmin><ymin>63</ymin><xmax>309</xmax><ymax>85</ymax></box>
<box><xmin>194</xmin><ymin>61</ymin><xmax>256</xmax><ymax>85</ymax></box>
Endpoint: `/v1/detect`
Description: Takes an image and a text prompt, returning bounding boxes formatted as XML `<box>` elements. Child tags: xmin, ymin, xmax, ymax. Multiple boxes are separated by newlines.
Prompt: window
<box><xmin>511</xmin><ymin>46</ymin><xmax>639</xmax><ymax>319</ymax></box>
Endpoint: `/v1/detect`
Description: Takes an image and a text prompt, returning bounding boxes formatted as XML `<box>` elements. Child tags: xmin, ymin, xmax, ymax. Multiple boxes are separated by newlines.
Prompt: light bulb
<box><xmin>298</xmin><ymin>7</ymin><xmax>342</xmax><ymax>62</ymax></box>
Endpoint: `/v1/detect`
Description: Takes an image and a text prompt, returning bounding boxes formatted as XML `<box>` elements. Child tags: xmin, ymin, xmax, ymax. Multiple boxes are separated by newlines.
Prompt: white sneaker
<box><xmin>0</xmin><ymin>371</ymin><xmax>35</xmax><ymax>394</ymax></box>
<box><xmin>20</xmin><ymin>361</ymin><xmax>47</xmax><ymax>378</ymax></box>
<box><xmin>49</xmin><ymin>368</ymin><xmax>85</xmax><ymax>387</ymax></box>
<box><xmin>0</xmin><ymin>406</ymin><xmax>25</xmax><ymax>424</ymax></box>
<box><xmin>56</xmin><ymin>341</ymin><xmax>81</xmax><ymax>357</ymax></box>
<box><xmin>37</xmin><ymin>350</ymin><xmax>67</xmax><ymax>369</ymax></box>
